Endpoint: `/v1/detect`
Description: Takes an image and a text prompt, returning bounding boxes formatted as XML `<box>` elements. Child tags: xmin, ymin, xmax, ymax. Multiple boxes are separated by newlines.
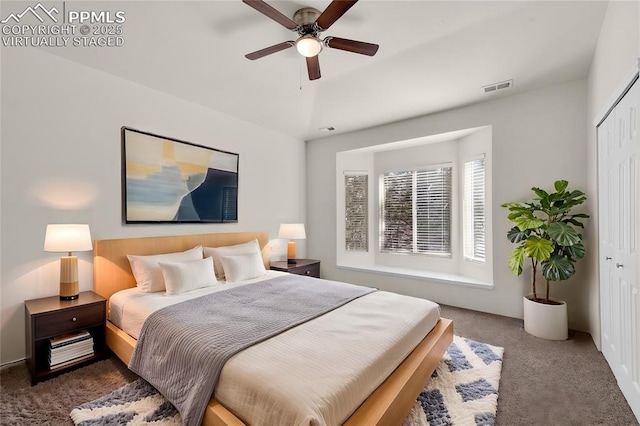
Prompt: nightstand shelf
<box><xmin>270</xmin><ymin>259</ymin><xmax>321</xmax><ymax>278</ymax></box>
<box><xmin>25</xmin><ymin>291</ymin><xmax>107</xmax><ymax>385</ymax></box>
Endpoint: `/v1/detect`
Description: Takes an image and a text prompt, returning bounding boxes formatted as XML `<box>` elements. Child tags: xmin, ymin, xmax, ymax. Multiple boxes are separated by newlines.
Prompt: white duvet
<box><xmin>109</xmin><ymin>271</ymin><xmax>441</xmax><ymax>426</ymax></box>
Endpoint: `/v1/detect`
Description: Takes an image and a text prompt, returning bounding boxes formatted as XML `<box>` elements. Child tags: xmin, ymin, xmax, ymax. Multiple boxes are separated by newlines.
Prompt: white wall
<box><xmin>0</xmin><ymin>48</ymin><xmax>306</xmax><ymax>365</ymax></box>
<box><xmin>586</xmin><ymin>0</ymin><xmax>640</xmax><ymax>349</ymax></box>
<box><xmin>307</xmin><ymin>79</ymin><xmax>590</xmax><ymax>329</ymax></box>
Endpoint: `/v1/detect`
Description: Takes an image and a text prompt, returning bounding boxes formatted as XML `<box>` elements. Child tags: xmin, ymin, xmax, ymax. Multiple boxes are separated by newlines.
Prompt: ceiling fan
<box><xmin>242</xmin><ymin>0</ymin><xmax>379</xmax><ymax>80</ymax></box>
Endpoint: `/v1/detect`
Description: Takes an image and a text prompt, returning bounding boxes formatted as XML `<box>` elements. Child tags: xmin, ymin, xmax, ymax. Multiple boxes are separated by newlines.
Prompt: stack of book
<box><xmin>48</xmin><ymin>330</ymin><xmax>94</xmax><ymax>369</ymax></box>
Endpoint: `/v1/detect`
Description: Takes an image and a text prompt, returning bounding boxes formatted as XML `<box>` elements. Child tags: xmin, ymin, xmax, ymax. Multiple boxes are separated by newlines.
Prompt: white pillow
<box><xmin>203</xmin><ymin>239</ymin><xmax>261</xmax><ymax>280</ymax></box>
<box><xmin>220</xmin><ymin>252</ymin><xmax>267</xmax><ymax>283</ymax></box>
<box><xmin>159</xmin><ymin>257</ymin><xmax>218</xmax><ymax>295</ymax></box>
<box><xmin>127</xmin><ymin>246</ymin><xmax>203</xmax><ymax>293</ymax></box>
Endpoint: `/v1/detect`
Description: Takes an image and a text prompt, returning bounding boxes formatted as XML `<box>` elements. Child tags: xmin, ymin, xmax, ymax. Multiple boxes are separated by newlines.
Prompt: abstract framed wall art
<box><xmin>121</xmin><ymin>127</ymin><xmax>239</xmax><ymax>223</ymax></box>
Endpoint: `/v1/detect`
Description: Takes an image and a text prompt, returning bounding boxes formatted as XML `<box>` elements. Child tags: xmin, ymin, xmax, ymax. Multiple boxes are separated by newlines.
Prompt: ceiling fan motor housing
<box><xmin>294</xmin><ymin>7</ymin><xmax>321</xmax><ymax>35</ymax></box>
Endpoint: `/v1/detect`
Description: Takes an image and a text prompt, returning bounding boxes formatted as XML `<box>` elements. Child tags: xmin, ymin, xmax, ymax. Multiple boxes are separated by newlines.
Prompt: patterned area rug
<box><xmin>69</xmin><ymin>379</ymin><xmax>180</xmax><ymax>425</ymax></box>
<box><xmin>403</xmin><ymin>336</ymin><xmax>504</xmax><ymax>426</ymax></box>
<box><xmin>70</xmin><ymin>336</ymin><xmax>503</xmax><ymax>426</ymax></box>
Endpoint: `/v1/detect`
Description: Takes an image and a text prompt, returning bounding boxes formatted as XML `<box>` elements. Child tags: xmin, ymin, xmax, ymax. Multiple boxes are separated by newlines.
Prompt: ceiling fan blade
<box><xmin>306</xmin><ymin>55</ymin><xmax>321</xmax><ymax>80</ymax></box>
<box><xmin>245</xmin><ymin>41</ymin><xmax>294</xmax><ymax>60</ymax></box>
<box><xmin>315</xmin><ymin>0</ymin><xmax>358</xmax><ymax>31</ymax></box>
<box><xmin>325</xmin><ymin>37</ymin><xmax>379</xmax><ymax>56</ymax></box>
<box><xmin>242</xmin><ymin>0</ymin><xmax>298</xmax><ymax>30</ymax></box>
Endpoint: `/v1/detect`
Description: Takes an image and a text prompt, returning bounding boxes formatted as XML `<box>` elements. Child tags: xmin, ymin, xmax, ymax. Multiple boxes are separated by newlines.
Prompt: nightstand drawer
<box><xmin>290</xmin><ymin>263</ymin><xmax>320</xmax><ymax>278</ymax></box>
<box><xmin>270</xmin><ymin>259</ymin><xmax>321</xmax><ymax>278</ymax></box>
<box><xmin>34</xmin><ymin>304</ymin><xmax>105</xmax><ymax>339</ymax></box>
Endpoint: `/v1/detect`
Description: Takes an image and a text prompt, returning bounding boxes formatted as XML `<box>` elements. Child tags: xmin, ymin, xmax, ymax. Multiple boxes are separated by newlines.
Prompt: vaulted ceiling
<box><xmin>47</xmin><ymin>1</ymin><xmax>608</xmax><ymax>141</ymax></box>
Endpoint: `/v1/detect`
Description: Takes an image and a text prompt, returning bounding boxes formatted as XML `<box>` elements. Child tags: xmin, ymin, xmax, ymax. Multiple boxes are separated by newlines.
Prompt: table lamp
<box><xmin>44</xmin><ymin>224</ymin><xmax>93</xmax><ymax>300</ymax></box>
<box><xmin>279</xmin><ymin>223</ymin><xmax>306</xmax><ymax>264</ymax></box>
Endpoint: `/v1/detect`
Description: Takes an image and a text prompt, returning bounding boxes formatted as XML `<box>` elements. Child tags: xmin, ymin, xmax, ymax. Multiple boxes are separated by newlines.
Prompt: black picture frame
<box><xmin>121</xmin><ymin>127</ymin><xmax>239</xmax><ymax>224</ymax></box>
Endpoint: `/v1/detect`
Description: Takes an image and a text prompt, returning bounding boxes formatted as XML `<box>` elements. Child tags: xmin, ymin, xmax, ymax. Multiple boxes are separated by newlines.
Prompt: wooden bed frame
<box><xmin>93</xmin><ymin>232</ymin><xmax>453</xmax><ymax>426</ymax></box>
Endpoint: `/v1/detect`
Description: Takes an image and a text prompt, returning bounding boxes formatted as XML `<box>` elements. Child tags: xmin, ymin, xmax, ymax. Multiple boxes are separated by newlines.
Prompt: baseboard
<box><xmin>0</xmin><ymin>358</ymin><xmax>25</xmax><ymax>371</ymax></box>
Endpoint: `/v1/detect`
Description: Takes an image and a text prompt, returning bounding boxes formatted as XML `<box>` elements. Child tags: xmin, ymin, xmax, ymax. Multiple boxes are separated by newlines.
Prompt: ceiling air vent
<box><xmin>482</xmin><ymin>79</ymin><xmax>513</xmax><ymax>94</ymax></box>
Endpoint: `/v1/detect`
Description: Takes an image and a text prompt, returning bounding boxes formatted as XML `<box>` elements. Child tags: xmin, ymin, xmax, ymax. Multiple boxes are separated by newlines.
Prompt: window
<box><xmin>381</xmin><ymin>166</ymin><xmax>452</xmax><ymax>256</ymax></box>
<box><xmin>463</xmin><ymin>158</ymin><xmax>485</xmax><ymax>262</ymax></box>
<box><xmin>336</xmin><ymin>126</ymin><xmax>493</xmax><ymax>287</ymax></box>
<box><xmin>344</xmin><ymin>174</ymin><xmax>368</xmax><ymax>251</ymax></box>
<box><xmin>380</xmin><ymin>171</ymin><xmax>413</xmax><ymax>252</ymax></box>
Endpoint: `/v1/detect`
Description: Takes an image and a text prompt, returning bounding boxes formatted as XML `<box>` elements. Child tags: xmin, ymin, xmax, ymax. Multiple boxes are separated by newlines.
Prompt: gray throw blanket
<box><xmin>128</xmin><ymin>274</ymin><xmax>375</xmax><ymax>426</ymax></box>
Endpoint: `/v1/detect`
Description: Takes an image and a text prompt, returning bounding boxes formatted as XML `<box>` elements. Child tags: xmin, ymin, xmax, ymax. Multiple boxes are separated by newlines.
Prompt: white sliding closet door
<box><xmin>598</xmin><ymin>76</ymin><xmax>640</xmax><ymax>421</ymax></box>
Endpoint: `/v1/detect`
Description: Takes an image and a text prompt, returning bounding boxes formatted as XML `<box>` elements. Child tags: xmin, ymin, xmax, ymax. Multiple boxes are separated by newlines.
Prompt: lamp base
<box><xmin>60</xmin><ymin>294</ymin><xmax>79</xmax><ymax>301</ymax></box>
<box><xmin>287</xmin><ymin>241</ymin><xmax>297</xmax><ymax>264</ymax></box>
<box><xmin>60</xmin><ymin>280</ymin><xmax>79</xmax><ymax>300</ymax></box>
<box><xmin>59</xmin><ymin>256</ymin><xmax>80</xmax><ymax>300</ymax></box>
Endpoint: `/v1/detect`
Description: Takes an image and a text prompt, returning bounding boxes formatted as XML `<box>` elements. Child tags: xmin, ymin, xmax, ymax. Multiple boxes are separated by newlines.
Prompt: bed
<box><xmin>93</xmin><ymin>232</ymin><xmax>453</xmax><ymax>426</ymax></box>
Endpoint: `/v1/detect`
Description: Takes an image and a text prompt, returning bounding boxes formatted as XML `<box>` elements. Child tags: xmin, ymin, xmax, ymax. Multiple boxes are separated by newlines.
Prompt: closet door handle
<box><xmin>605</xmin><ymin>256</ymin><xmax>612</xmax><ymax>260</ymax></box>
<box><xmin>616</xmin><ymin>263</ymin><xmax>624</xmax><ymax>269</ymax></box>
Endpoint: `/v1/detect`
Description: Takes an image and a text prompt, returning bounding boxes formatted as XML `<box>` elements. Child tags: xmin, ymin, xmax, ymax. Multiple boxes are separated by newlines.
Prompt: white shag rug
<box><xmin>404</xmin><ymin>336</ymin><xmax>504</xmax><ymax>426</ymax></box>
<box><xmin>71</xmin><ymin>336</ymin><xmax>503</xmax><ymax>426</ymax></box>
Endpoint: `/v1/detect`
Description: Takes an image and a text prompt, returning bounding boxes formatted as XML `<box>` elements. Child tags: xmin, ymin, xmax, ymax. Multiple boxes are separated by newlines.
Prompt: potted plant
<box><xmin>502</xmin><ymin>180</ymin><xmax>588</xmax><ymax>340</ymax></box>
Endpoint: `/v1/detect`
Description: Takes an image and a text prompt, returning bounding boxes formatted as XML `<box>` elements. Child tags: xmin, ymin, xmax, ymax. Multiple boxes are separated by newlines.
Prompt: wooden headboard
<box><xmin>93</xmin><ymin>232</ymin><xmax>270</xmax><ymax>305</ymax></box>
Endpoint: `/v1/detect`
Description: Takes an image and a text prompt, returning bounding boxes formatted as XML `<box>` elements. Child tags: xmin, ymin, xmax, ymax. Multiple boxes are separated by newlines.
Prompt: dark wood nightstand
<box><xmin>270</xmin><ymin>259</ymin><xmax>321</xmax><ymax>278</ymax></box>
<box><xmin>25</xmin><ymin>291</ymin><xmax>107</xmax><ymax>385</ymax></box>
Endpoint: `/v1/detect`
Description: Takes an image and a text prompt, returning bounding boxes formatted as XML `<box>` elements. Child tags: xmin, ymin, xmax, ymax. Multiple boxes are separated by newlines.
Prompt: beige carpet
<box><xmin>0</xmin><ymin>358</ymin><xmax>137</xmax><ymax>425</ymax></box>
<box><xmin>438</xmin><ymin>305</ymin><xmax>638</xmax><ymax>425</ymax></box>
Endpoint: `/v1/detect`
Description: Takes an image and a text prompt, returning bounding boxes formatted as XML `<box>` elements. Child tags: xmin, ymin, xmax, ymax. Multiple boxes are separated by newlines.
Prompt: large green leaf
<box><xmin>563</xmin><ymin>213</ymin><xmax>589</xmax><ymax>229</ymax></box>
<box><xmin>547</xmin><ymin>222</ymin><xmax>581</xmax><ymax>246</ymax></box>
<box><xmin>540</xmin><ymin>199</ymin><xmax>551</xmax><ymax>210</ymax></box>
<box><xmin>508</xmin><ymin>211</ymin><xmax>526</xmax><ymax>221</ymax></box>
<box><xmin>567</xmin><ymin>190</ymin><xmax>586</xmax><ymax>199</ymax></box>
<box><xmin>554</xmin><ymin>180</ymin><xmax>568</xmax><ymax>193</ymax></box>
<box><xmin>507</xmin><ymin>226</ymin><xmax>530</xmax><ymax>243</ymax></box>
<box><xmin>514</xmin><ymin>216</ymin><xmax>545</xmax><ymax>231</ymax></box>
<box><xmin>563</xmin><ymin>241</ymin><xmax>585</xmax><ymax>259</ymax></box>
<box><xmin>548</xmin><ymin>192</ymin><xmax>560</xmax><ymax>201</ymax></box>
<box><xmin>542</xmin><ymin>255</ymin><xmax>575</xmax><ymax>281</ymax></box>
<box><xmin>508</xmin><ymin>246</ymin><xmax>525</xmax><ymax>275</ymax></box>
<box><xmin>525</xmin><ymin>236</ymin><xmax>553</xmax><ymax>261</ymax></box>
<box><xmin>548</xmin><ymin>206</ymin><xmax>563</xmax><ymax>217</ymax></box>
<box><xmin>564</xmin><ymin>218</ymin><xmax>586</xmax><ymax>228</ymax></box>
<box><xmin>501</xmin><ymin>202</ymin><xmax>524</xmax><ymax>209</ymax></box>
<box><xmin>557</xmin><ymin>195</ymin><xmax>586</xmax><ymax>212</ymax></box>
<box><xmin>532</xmin><ymin>187</ymin><xmax>549</xmax><ymax>199</ymax></box>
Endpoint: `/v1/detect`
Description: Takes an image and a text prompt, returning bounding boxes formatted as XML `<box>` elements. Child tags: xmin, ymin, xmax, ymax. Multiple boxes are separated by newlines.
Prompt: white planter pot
<box><xmin>523</xmin><ymin>296</ymin><xmax>568</xmax><ymax>340</ymax></box>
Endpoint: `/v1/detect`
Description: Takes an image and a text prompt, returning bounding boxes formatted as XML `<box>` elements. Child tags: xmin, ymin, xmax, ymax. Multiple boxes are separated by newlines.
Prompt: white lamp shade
<box><xmin>279</xmin><ymin>223</ymin><xmax>306</xmax><ymax>240</ymax></box>
<box><xmin>296</xmin><ymin>35</ymin><xmax>322</xmax><ymax>57</ymax></box>
<box><xmin>44</xmin><ymin>224</ymin><xmax>93</xmax><ymax>252</ymax></box>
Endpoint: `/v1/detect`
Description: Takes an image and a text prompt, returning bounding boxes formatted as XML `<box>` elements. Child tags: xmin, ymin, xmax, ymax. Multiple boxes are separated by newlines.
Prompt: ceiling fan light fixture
<box><xmin>296</xmin><ymin>34</ymin><xmax>322</xmax><ymax>57</ymax></box>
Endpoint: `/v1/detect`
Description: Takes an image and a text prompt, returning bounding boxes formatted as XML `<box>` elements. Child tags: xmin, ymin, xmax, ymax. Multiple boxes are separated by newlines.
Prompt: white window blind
<box><xmin>345</xmin><ymin>174</ymin><xmax>369</xmax><ymax>251</ymax></box>
<box><xmin>463</xmin><ymin>158</ymin><xmax>486</xmax><ymax>262</ymax></box>
<box><xmin>381</xmin><ymin>166</ymin><xmax>452</xmax><ymax>255</ymax></box>
<box><xmin>416</xmin><ymin>168</ymin><xmax>452</xmax><ymax>254</ymax></box>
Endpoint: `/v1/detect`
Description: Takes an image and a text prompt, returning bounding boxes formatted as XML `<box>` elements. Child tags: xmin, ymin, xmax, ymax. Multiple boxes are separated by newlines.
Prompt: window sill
<box><xmin>336</xmin><ymin>263</ymin><xmax>494</xmax><ymax>289</ymax></box>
